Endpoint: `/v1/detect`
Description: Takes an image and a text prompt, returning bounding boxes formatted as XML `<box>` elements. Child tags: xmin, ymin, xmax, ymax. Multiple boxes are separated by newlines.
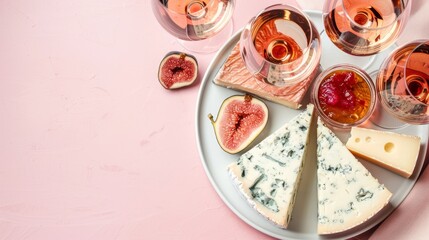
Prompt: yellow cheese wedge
<box><xmin>346</xmin><ymin>127</ymin><xmax>421</xmax><ymax>178</ymax></box>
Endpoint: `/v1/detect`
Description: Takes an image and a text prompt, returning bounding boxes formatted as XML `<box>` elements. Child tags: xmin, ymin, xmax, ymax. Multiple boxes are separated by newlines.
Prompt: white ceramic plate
<box><xmin>195</xmin><ymin>11</ymin><xmax>428</xmax><ymax>240</ymax></box>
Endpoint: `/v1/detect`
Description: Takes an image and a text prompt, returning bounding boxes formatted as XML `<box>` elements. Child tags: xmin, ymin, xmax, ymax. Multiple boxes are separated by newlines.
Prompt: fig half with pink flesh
<box><xmin>208</xmin><ymin>94</ymin><xmax>269</xmax><ymax>154</ymax></box>
<box><xmin>158</xmin><ymin>51</ymin><xmax>198</xmax><ymax>89</ymax></box>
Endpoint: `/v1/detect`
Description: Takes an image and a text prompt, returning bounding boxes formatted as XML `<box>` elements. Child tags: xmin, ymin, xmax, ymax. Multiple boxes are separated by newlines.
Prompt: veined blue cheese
<box><xmin>316</xmin><ymin>118</ymin><xmax>392</xmax><ymax>234</ymax></box>
<box><xmin>385</xmin><ymin>93</ymin><xmax>427</xmax><ymax>116</ymax></box>
<box><xmin>228</xmin><ymin>104</ymin><xmax>314</xmax><ymax>228</ymax></box>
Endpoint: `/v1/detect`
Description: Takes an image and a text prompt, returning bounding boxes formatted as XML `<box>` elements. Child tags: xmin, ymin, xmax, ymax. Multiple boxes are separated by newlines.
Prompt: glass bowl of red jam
<box><xmin>311</xmin><ymin>64</ymin><xmax>376</xmax><ymax>129</ymax></box>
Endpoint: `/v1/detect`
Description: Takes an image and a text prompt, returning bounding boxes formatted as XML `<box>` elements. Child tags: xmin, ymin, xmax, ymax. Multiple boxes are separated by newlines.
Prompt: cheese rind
<box><xmin>317</xmin><ymin>118</ymin><xmax>392</xmax><ymax>234</ymax></box>
<box><xmin>346</xmin><ymin>127</ymin><xmax>421</xmax><ymax>178</ymax></box>
<box><xmin>228</xmin><ymin>104</ymin><xmax>314</xmax><ymax>228</ymax></box>
<box><xmin>213</xmin><ymin>43</ymin><xmax>313</xmax><ymax>109</ymax></box>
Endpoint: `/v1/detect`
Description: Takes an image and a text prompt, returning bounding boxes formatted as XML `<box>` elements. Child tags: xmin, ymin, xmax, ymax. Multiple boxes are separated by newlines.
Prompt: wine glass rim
<box><xmin>403</xmin><ymin>39</ymin><xmax>429</xmax><ymax>106</ymax></box>
<box><xmin>247</xmin><ymin>4</ymin><xmax>314</xmax><ymax>68</ymax></box>
<box><xmin>239</xmin><ymin>3</ymin><xmax>321</xmax><ymax>87</ymax></box>
<box><xmin>154</xmin><ymin>0</ymin><xmax>231</xmax><ymax>15</ymax></box>
<box><xmin>340</xmin><ymin>0</ymin><xmax>411</xmax><ymax>31</ymax></box>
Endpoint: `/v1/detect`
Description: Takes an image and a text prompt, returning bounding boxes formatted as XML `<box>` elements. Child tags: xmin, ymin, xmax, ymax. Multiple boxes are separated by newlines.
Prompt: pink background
<box><xmin>0</xmin><ymin>0</ymin><xmax>427</xmax><ymax>239</ymax></box>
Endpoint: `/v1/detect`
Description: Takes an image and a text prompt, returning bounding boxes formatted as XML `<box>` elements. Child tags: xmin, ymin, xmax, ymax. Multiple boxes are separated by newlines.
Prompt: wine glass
<box><xmin>151</xmin><ymin>0</ymin><xmax>235</xmax><ymax>54</ymax></box>
<box><xmin>371</xmin><ymin>40</ymin><xmax>429</xmax><ymax>129</ymax></box>
<box><xmin>239</xmin><ymin>4</ymin><xmax>321</xmax><ymax>94</ymax></box>
<box><xmin>321</xmin><ymin>0</ymin><xmax>411</xmax><ymax>70</ymax></box>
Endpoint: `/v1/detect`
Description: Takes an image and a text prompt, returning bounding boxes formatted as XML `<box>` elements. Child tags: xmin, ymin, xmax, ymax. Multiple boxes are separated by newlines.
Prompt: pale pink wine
<box><xmin>152</xmin><ymin>0</ymin><xmax>234</xmax><ymax>41</ymax></box>
<box><xmin>251</xmin><ymin>9</ymin><xmax>305</xmax><ymax>64</ymax></box>
<box><xmin>324</xmin><ymin>0</ymin><xmax>409</xmax><ymax>56</ymax></box>
<box><xmin>241</xmin><ymin>7</ymin><xmax>321</xmax><ymax>86</ymax></box>
<box><xmin>377</xmin><ymin>41</ymin><xmax>429</xmax><ymax>123</ymax></box>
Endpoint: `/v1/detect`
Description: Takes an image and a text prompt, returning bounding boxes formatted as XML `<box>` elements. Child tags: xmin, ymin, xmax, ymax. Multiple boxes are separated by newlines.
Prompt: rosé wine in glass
<box><xmin>151</xmin><ymin>0</ymin><xmax>235</xmax><ymax>53</ymax></box>
<box><xmin>323</xmin><ymin>0</ymin><xmax>411</xmax><ymax>56</ymax></box>
<box><xmin>239</xmin><ymin>4</ymin><xmax>321</xmax><ymax>91</ymax></box>
<box><xmin>376</xmin><ymin>40</ymin><xmax>429</xmax><ymax>126</ymax></box>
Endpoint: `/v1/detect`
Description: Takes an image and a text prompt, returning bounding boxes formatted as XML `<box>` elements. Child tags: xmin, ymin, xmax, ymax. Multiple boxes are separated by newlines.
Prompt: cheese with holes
<box><xmin>317</xmin><ymin>118</ymin><xmax>392</xmax><ymax>234</ymax></box>
<box><xmin>228</xmin><ymin>104</ymin><xmax>314</xmax><ymax>228</ymax></box>
<box><xmin>346</xmin><ymin>127</ymin><xmax>421</xmax><ymax>178</ymax></box>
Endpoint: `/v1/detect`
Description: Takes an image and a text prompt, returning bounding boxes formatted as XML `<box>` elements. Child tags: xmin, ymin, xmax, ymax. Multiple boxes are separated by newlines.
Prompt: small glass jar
<box><xmin>311</xmin><ymin>64</ymin><xmax>376</xmax><ymax>129</ymax></box>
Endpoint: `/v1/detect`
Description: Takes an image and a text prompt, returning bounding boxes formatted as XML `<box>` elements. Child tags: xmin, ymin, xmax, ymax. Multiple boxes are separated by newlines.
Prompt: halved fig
<box><xmin>158</xmin><ymin>51</ymin><xmax>198</xmax><ymax>90</ymax></box>
<box><xmin>208</xmin><ymin>94</ymin><xmax>269</xmax><ymax>154</ymax></box>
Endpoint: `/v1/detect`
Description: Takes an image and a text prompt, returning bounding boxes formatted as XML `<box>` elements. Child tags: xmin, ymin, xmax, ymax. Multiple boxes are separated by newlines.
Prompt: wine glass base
<box><xmin>178</xmin><ymin>19</ymin><xmax>234</xmax><ymax>54</ymax></box>
<box><xmin>319</xmin><ymin>30</ymin><xmax>376</xmax><ymax>71</ymax></box>
<box><xmin>368</xmin><ymin>70</ymin><xmax>409</xmax><ymax>130</ymax></box>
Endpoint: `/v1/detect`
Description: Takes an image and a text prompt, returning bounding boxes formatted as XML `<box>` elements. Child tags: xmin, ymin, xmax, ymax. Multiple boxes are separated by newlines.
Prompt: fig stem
<box><xmin>208</xmin><ymin>113</ymin><xmax>215</xmax><ymax>124</ymax></box>
<box><xmin>244</xmin><ymin>94</ymin><xmax>252</xmax><ymax>102</ymax></box>
<box><xmin>179</xmin><ymin>52</ymin><xmax>186</xmax><ymax>60</ymax></box>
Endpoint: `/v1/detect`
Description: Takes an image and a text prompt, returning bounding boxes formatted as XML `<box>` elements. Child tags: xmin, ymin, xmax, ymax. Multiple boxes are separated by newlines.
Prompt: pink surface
<box><xmin>370</xmin><ymin>160</ymin><xmax>429</xmax><ymax>240</ymax></box>
<box><xmin>0</xmin><ymin>0</ymin><xmax>428</xmax><ymax>239</ymax></box>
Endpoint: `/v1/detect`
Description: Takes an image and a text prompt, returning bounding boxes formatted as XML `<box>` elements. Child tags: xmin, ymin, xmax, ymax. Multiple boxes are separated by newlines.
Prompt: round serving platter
<box><xmin>195</xmin><ymin>11</ymin><xmax>428</xmax><ymax>240</ymax></box>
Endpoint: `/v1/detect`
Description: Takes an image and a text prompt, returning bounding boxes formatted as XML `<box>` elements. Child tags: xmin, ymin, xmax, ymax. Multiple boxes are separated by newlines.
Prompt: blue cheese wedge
<box><xmin>228</xmin><ymin>104</ymin><xmax>314</xmax><ymax>228</ymax></box>
<box><xmin>385</xmin><ymin>94</ymin><xmax>427</xmax><ymax>116</ymax></box>
<box><xmin>316</xmin><ymin>118</ymin><xmax>392</xmax><ymax>234</ymax></box>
